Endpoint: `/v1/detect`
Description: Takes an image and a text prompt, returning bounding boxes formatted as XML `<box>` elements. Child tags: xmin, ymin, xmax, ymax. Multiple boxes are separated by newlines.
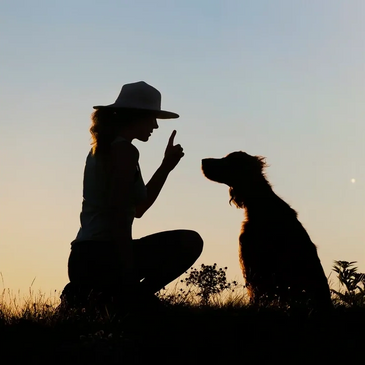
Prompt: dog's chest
<box><xmin>238</xmin><ymin>220</ymin><xmax>279</xmax><ymax>254</ymax></box>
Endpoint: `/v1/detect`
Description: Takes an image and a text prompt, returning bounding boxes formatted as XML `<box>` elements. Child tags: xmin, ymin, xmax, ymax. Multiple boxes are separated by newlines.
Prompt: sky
<box><xmin>1</xmin><ymin>0</ymin><xmax>365</xmax><ymax>296</ymax></box>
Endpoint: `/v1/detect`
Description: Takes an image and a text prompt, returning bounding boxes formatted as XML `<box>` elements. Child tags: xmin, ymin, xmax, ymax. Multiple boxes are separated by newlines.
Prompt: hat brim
<box><xmin>92</xmin><ymin>105</ymin><xmax>179</xmax><ymax>119</ymax></box>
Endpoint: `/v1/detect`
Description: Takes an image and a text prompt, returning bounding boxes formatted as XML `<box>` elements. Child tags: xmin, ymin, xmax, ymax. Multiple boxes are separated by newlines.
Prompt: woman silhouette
<box><xmin>62</xmin><ymin>81</ymin><xmax>203</xmax><ymax>313</ymax></box>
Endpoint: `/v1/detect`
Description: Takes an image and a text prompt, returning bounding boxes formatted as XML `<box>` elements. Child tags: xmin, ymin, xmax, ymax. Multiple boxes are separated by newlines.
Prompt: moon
<box><xmin>351</xmin><ymin>178</ymin><xmax>356</xmax><ymax>183</ymax></box>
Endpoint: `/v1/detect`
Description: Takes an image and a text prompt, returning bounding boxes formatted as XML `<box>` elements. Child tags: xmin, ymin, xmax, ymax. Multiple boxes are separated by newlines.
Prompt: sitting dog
<box><xmin>202</xmin><ymin>151</ymin><xmax>332</xmax><ymax>310</ymax></box>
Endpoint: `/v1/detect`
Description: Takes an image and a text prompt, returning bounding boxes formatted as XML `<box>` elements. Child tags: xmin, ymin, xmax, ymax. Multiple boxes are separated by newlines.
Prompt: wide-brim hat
<box><xmin>93</xmin><ymin>81</ymin><xmax>179</xmax><ymax>119</ymax></box>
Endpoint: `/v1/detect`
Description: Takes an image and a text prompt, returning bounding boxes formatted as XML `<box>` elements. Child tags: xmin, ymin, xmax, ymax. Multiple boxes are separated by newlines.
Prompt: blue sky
<box><xmin>1</xmin><ymin>0</ymin><xmax>365</xmax><ymax>294</ymax></box>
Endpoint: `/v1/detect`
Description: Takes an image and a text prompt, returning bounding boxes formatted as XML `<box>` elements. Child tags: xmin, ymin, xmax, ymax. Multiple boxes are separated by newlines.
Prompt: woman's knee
<box><xmin>178</xmin><ymin>229</ymin><xmax>204</xmax><ymax>258</ymax></box>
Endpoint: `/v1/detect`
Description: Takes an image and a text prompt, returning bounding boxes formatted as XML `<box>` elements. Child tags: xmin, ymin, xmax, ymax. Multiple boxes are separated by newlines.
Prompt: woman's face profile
<box><xmin>134</xmin><ymin>115</ymin><xmax>159</xmax><ymax>142</ymax></box>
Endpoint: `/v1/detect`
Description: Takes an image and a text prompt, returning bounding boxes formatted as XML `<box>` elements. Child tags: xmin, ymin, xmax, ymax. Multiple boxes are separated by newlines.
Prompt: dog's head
<box><xmin>201</xmin><ymin>151</ymin><xmax>267</xmax><ymax>207</ymax></box>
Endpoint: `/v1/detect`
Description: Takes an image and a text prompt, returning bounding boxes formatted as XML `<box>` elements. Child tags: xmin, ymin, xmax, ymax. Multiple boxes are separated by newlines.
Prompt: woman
<box><xmin>62</xmin><ymin>81</ymin><xmax>203</xmax><ymax>313</ymax></box>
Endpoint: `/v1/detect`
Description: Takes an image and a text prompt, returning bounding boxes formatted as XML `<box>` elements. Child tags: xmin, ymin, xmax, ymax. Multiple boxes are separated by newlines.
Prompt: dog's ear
<box><xmin>229</xmin><ymin>187</ymin><xmax>244</xmax><ymax>208</ymax></box>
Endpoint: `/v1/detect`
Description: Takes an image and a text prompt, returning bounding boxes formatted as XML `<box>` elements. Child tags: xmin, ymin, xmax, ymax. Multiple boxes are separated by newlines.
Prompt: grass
<box><xmin>1</xmin><ymin>262</ymin><xmax>364</xmax><ymax>365</ymax></box>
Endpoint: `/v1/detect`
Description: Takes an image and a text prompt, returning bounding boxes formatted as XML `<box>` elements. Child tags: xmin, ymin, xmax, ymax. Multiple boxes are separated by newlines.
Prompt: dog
<box><xmin>202</xmin><ymin>151</ymin><xmax>333</xmax><ymax>310</ymax></box>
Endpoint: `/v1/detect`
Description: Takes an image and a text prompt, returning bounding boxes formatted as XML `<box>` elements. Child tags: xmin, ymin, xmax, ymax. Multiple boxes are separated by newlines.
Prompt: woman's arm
<box><xmin>135</xmin><ymin>130</ymin><xmax>184</xmax><ymax>218</ymax></box>
<box><xmin>135</xmin><ymin>163</ymin><xmax>171</xmax><ymax>218</ymax></box>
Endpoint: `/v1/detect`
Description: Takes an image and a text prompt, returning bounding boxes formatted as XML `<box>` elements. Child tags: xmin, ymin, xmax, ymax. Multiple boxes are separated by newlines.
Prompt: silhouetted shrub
<box><xmin>331</xmin><ymin>260</ymin><xmax>365</xmax><ymax>307</ymax></box>
<box><xmin>180</xmin><ymin>263</ymin><xmax>239</xmax><ymax>305</ymax></box>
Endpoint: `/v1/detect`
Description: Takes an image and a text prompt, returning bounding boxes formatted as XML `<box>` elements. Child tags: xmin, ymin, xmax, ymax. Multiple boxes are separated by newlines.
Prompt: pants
<box><xmin>65</xmin><ymin>229</ymin><xmax>203</xmax><ymax>306</ymax></box>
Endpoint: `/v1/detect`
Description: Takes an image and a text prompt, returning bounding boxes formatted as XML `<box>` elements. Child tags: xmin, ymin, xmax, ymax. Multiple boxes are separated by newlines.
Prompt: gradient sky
<box><xmin>1</xmin><ymin>0</ymin><xmax>365</xmax><ymax>296</ymax></box>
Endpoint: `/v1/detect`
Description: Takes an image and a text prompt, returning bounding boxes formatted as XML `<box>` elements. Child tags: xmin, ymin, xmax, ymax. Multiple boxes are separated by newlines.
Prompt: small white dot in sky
<box><xmin>351</xmin><ymin>178</ymin><xmax>356</xmax><ymax>183</ymax></box>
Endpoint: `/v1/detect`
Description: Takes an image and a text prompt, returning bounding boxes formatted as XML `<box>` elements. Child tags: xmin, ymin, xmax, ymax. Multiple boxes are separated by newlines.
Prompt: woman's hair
<box><xmin>90</xmin><ymin>108</ymin><xmax>149</xmax><ymax>155</ymax></box>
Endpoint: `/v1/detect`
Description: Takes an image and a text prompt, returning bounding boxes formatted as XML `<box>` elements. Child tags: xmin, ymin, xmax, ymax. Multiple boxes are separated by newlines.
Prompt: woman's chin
<box><xmin>137</xmin><ymin>135</ymin><xmax>150</xmax><ymax>142</ymax></box>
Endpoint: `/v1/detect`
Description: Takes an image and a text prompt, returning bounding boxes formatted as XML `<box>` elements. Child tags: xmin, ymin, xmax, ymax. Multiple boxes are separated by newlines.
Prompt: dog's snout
<box><xmin>201</xmin><ymin>158</ymin><xmax>211</xmax><ymax>165</ymax></box>
<box><xmin>201</xmin><ymin>158</ymin><xmax>215</xmax><ymax>174</ymax></box>
<box><xmin>202</xmin><ymin>158</ymin><xmax>225</xmax><ymax>184</ymax></box>
<box><xmin>201</xmin><ymin>158</ymin><xmax>209</xmax><ymax>170</ymax></box>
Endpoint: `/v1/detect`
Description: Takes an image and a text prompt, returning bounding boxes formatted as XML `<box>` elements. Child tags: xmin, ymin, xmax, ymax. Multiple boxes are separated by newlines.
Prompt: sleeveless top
<box><xmin>73</xmin><ymin>137</ymin><xmax>147</xmax><ymax>243</ymax></box>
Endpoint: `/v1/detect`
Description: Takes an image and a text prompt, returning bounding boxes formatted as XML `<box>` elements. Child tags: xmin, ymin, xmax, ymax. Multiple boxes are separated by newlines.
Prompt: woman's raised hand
<box><xmin>162</xmin><ymin>130</ymin><xmax>184</xmax><ymax>172</ymax></box>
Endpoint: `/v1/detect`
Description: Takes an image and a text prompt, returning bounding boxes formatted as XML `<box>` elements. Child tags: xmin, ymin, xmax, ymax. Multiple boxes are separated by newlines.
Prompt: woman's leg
<box><xmin>65</xmin><ymin>241</ymin><xmax>125</xmax><ymax>309</ymax></box>
<box><xmin>133</xmin><ymin>229</ymin><xmax>203</xmax><ymax>294</ymax></box>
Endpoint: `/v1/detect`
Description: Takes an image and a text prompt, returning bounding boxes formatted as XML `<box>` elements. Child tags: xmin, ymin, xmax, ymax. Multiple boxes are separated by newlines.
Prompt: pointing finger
<box><xmin>168</xmin><ymin>130</ymin><xmax>177</xmax><ymax>147</ymax></box>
